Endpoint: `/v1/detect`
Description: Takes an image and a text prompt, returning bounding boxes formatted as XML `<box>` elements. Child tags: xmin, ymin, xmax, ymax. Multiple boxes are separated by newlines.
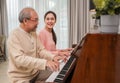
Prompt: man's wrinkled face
<box><xmin>26</xmin><ymin>11</ymin><xmax>39</xmax><ymax>32</ymax></box>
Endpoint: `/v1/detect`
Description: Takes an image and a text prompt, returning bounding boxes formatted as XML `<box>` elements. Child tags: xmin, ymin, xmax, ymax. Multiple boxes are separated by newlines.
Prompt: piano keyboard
<box><xmin>46</xmin><ymin>55</ymin><xmax>76</xmax><ymax>83</ymax></box>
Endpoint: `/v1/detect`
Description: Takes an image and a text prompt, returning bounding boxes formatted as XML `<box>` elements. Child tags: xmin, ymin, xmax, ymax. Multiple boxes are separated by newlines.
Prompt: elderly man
<box><xmin>7</xmin><ymin>7</ymin><xmax>63</xmax><ymax>83</ymax></box>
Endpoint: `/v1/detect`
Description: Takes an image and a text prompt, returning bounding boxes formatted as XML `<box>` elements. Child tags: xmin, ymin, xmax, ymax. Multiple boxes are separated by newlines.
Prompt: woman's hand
<box><xmin>60</xmin><ymin>48</ymin><xmax>73</xmax><ymax>52</ymax></box>
<box><xmin>58</xmin><ymin>51</ymin><xmax>70</xmax><ymax>57</ymax></box>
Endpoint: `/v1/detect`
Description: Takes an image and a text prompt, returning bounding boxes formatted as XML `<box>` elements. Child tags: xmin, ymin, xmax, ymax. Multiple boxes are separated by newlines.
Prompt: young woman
<box><xmin>38</xmin><ymin>11</ymin><xmax>72</xmax><ymax>56</ymax></box>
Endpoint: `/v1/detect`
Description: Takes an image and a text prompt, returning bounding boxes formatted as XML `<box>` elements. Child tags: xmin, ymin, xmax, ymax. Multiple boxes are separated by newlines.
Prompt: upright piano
<box><xmin>46</xmin><ymin>33</ymin><xmax>120</xmax><ymax>83</ymax></box>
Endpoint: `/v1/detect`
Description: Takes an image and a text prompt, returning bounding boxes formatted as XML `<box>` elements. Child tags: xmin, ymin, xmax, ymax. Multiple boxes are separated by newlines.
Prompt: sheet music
<box><xmin>46</xmin><ymin>56</ymin><xmax>70</xmax><ymax>82</ymax></box>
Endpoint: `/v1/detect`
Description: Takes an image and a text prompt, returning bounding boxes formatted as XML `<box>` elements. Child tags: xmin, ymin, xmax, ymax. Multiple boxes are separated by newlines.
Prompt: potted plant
<box><xmin>93</xmin><ymin>0</ymin><xmax>120</xmax><ymax>33</ymax></box>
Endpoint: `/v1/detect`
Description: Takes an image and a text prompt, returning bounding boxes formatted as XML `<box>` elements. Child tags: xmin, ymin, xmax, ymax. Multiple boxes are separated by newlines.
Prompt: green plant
<box><xmin>93</xmin><ymin>0</ymin><xmax>120</xmax><ymax>18</ymax></box>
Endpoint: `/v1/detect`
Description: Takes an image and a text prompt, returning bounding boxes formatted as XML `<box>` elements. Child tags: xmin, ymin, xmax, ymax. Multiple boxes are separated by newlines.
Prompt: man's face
<box><xmin>26</xmin><ymin>11</ymin><xmax>39</xmax><ymax>32</ymax></box>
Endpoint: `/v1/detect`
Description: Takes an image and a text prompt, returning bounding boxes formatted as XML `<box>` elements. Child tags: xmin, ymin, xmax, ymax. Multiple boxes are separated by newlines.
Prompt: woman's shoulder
<box><xmin>39</xmin><ymin>28</ymin><xmax>46</xmax><ymax>35</ymax></box>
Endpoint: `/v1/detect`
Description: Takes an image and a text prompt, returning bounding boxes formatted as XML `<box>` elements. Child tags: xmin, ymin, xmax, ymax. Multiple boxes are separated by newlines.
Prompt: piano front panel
<box><xmin>71</xmin><ymin>34</ymin><xmax>120</xmax><ymax>83</ymax></box>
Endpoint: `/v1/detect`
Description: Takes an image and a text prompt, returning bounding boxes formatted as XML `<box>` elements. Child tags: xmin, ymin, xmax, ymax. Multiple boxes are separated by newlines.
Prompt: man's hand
<box><xmin>53</xmin><ymin>55</ymin><xmax>68</xmax><ymax>63</ymax></box>
<box><xmin>46</xmin><ymin>60</ymin><xmax>59</xmax><ymax>71</ymax></box>
<box><xmin>46</xmin><ymin>55</ymin><xmax>68</xmax><ymax>71</ymax></box>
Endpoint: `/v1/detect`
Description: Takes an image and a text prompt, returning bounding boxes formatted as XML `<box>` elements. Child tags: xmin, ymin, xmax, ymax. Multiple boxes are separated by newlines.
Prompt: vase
<box><xmin>100</xmin><ymin>15</ymin><xmax>119</xmax><ymax>33</ymax></box>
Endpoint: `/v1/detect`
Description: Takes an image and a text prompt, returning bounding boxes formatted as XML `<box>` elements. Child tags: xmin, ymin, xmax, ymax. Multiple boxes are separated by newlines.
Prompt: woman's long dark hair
<box><xmin>44</xmin><ymin>11</ymin><xmax>57</xmax><ymax>45</ymax></box>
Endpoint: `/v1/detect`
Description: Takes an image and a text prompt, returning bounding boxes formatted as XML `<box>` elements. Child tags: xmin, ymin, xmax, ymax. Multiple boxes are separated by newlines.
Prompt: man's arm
<box><xmin>36</xmin><ymin>36</ymin><xmax>55</xmax><ymax>60</ymax></box>
<box><xmin>7</xmin><ymin>32</ymin><xmax>47</xmax><ymax>70</ymax></box>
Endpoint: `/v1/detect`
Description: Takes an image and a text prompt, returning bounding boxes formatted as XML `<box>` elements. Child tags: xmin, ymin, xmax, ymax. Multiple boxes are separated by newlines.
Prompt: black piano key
<box><xmin>62</xmin><ymin>64</ymin><xmax>69</xmax><ymax>70</ymax></box>
<box><xmin>54</xmin><ymin>78</ymin><xmax>63</xmax><ymax>83</ymax></box>
<box><xmin>59</xmin><ymin>74</ymin><xmax>65</xmax><ymax>77</ymax></box>
<box><xmin>59</xmin><ymin>70</ymin><xmax>66</xmax><ymax>75</ymax></box>
<box><xmin>57</xmin><ymin>75</ymin><xmax>65</xmax><ymax>78</ymax></box>
<box><xmin>54</xmin><ymin>56</ymin><xmax>76</xmax><ymax>82</ymax></box>
<box><xmin>62</xmin><ymin>67</ymin><xmax>68</xmax><ymax>70</ymax></box>
<box><xmin>64</xmin><ymin>64</ymin><xmax>70</xmax><ymax>68</ymax></box>
<box><xmin>63</xmin><ymin>56</ymin><xmax>75</xmax><ymax>68</ymax></box>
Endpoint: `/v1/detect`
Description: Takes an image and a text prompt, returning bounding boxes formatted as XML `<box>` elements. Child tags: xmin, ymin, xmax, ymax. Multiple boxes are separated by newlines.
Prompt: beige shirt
<box><xmin>7</xmin><ymin>27</ymin><xmax>55</xmax><ymax>82</ymax></box>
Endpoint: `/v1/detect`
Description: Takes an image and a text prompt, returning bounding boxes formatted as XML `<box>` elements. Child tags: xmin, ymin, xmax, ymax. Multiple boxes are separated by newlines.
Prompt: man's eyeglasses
<box><xmin>27</xmin><ymin>18</ymin><xmax>39</xmax><ymax>22</ymax></box>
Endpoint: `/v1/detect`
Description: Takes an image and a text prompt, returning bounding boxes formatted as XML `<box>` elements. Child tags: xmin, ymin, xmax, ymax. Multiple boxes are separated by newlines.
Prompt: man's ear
<box><xmin>23</xmin><ymin>19</ymin><xmax>27</xmax><ymax>24</ymax></box>
<box><xmin>25</xmin><ymin>18</ymin><xmax>28</xmax><ymax>22</ymax></box>
<box><xmin>25</xmin><ymin>19</ymin><xmax>27</xmax><ymax>22</ymax></box>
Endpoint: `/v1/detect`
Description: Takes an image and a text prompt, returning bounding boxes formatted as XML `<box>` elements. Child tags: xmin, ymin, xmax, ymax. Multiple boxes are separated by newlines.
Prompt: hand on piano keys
<box><xmin>46</xmin><ymin>60</ymin><xmax>59</xmax><ymax>72</ymax></box>
<box><xmin>53</xmin><ymin>55</ymin><xmax>68</xmax><ymax>63</ymax></box>
<box><xmin>46</xmin><ymin>56</ymin><xmax>76</xmax><ymax>83</ymax></box>
<box><xmin>58</xmin><ymin>48</ymin><xmax>74</xmax><ymax>57</ymax></box>
<box><xmin>46</xmin><ymin>55</ymin><xmax>68</xmax><ymax>72</ymax></box>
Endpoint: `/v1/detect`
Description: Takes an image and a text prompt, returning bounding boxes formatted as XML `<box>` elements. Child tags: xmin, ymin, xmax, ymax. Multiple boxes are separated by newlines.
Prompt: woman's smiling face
<box><xmin>44</xmin><ymin>13</ymin><xmax>56</xmax><ymax>29</ymax></box>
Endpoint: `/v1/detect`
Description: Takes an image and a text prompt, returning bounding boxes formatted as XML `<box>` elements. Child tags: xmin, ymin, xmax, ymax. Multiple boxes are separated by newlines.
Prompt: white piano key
<box><xmin>46</xmin><ymin>56</ymin><xmax>71</xmax><ymax>82</ymax></box>
<box><xmin>45</xmin><ymin>60</ymin><xmax>66</xmax><ymax>82</ymax></box>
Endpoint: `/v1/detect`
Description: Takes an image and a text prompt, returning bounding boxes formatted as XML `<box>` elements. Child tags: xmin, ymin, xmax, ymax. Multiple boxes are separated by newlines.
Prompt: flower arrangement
<box><xmin>93</xmin><ymin>0</ymin><xmax>120</xmax><ymax>18</ymax></box>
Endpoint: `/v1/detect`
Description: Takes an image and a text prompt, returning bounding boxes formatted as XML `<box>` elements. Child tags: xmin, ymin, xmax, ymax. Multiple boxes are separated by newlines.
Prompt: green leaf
<box><xmin>93</xmin><ymin>0</ymin><xmax>106</xmax><ymax>10</ymax></box>
<box><xmin>108</xmin><ymin>9</ymin><xmax>115</xmax><ymax>15</ymax></box>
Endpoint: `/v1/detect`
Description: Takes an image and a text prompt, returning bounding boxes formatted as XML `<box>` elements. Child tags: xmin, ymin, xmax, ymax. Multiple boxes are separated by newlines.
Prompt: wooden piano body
<box><xmin>47</xmin><ymin>33</ymin><xmax>120</xmax><ymax>83</ymax></box>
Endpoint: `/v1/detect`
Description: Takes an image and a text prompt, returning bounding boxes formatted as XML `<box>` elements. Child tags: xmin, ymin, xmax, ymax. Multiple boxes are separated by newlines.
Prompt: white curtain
<box><xmin>0</xmin><ymin>0</ymin><xmax>8</xmax><ymax>36</ymax></box>
<box><xmin>68</xmin><ymin>0</ymin><xmax>90</xmax><ymax>46</ymax></box>
<box><xmin>7</xmin><ymin>0</ymin><xmax>69</xmax><ymax>49</ymax></box>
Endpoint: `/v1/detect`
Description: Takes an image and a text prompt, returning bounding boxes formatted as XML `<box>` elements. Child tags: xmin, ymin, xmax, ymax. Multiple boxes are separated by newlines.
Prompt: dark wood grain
<box><xmin>71</xmin><ymin>33</ymin><xmax>120</xmax><ymax>83</ymax></box>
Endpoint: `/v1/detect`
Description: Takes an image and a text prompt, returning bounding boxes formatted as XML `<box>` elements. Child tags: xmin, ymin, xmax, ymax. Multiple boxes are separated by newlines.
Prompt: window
<box><xmin>7</xmin><ymin>0</ymin><xmax>69</xmax><ymax>49</ymax></box>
